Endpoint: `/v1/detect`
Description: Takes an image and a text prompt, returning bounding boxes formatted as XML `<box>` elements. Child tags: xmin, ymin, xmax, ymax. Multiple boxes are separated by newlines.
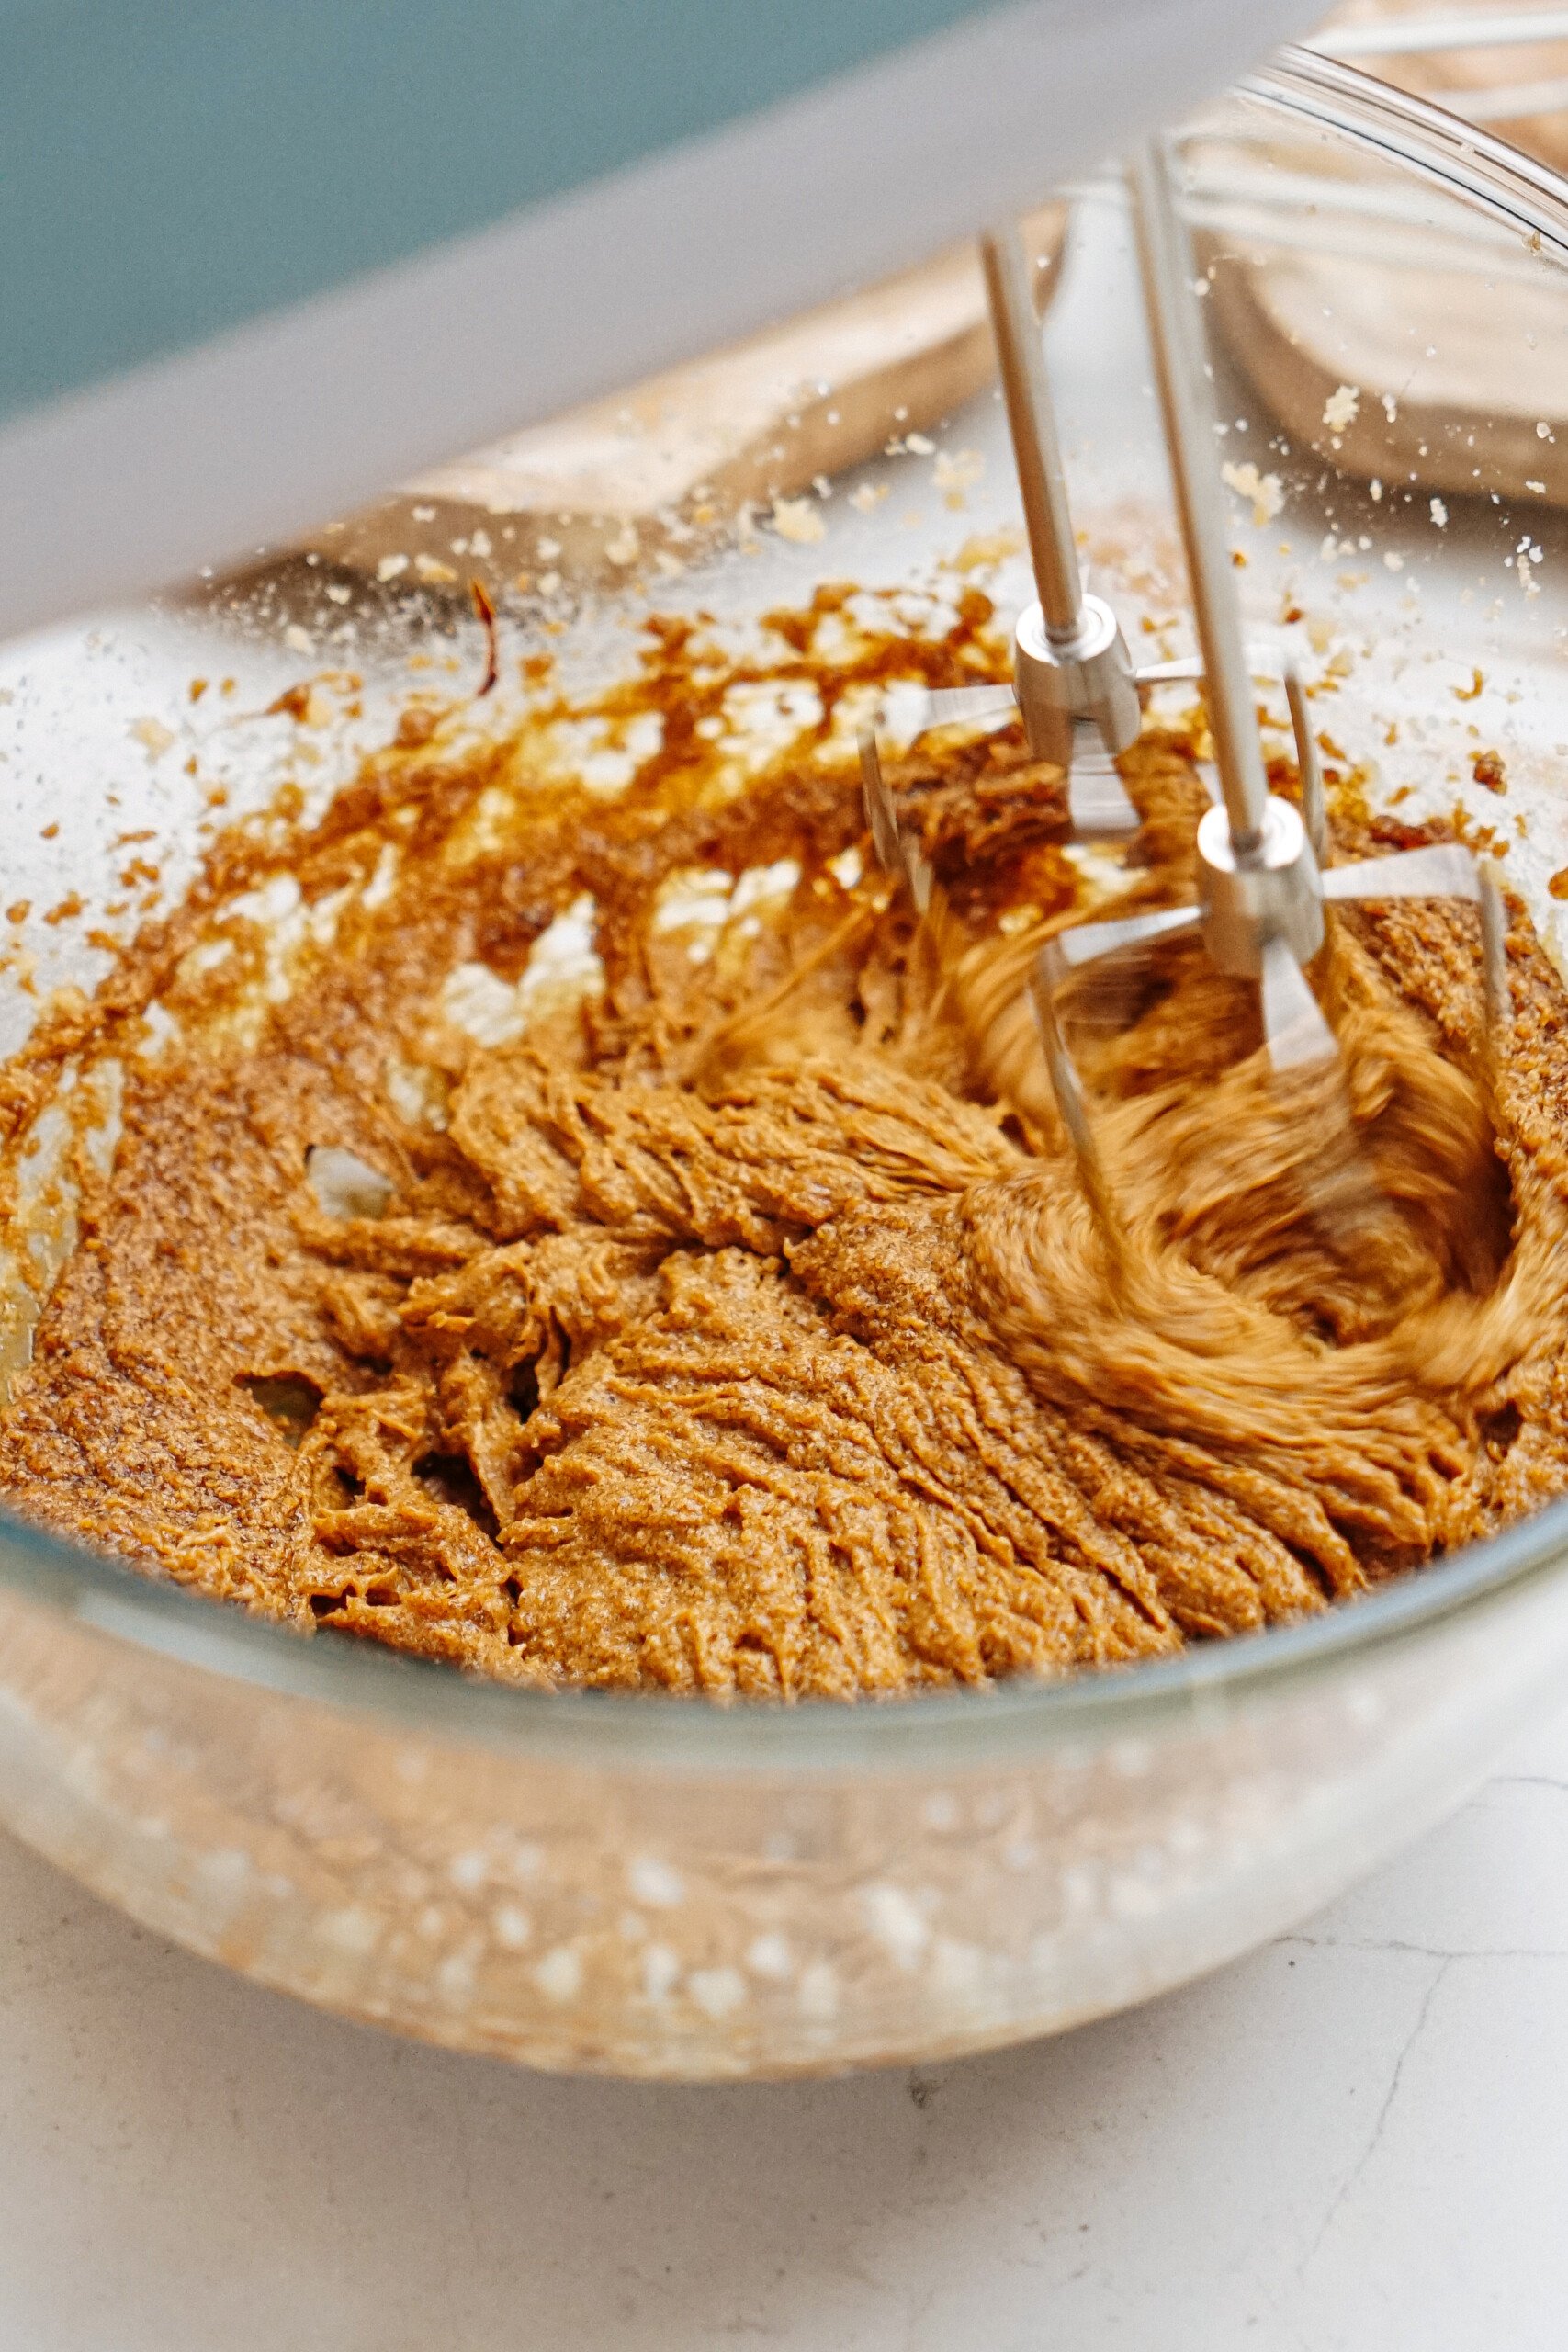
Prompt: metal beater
<box><xmin>862</xmin><ymin>135</ymin><xmax>1508</xmax><ymax>1229</ymax></box>
<box><xmin>859</xmin><ymin>219</ymin><xmax>1148</xmax><ymax>893</ymax></box>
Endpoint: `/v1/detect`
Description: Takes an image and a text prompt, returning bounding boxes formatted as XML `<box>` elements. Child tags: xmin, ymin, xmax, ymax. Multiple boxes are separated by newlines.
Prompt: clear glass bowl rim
<box><xmin>7</xmin><ymin>43</ymin><xmax>1568</xmax><ymax>1775</ymax></box>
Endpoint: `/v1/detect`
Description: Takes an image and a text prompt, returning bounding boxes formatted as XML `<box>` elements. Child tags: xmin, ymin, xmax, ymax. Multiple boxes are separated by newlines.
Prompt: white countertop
<box><xmin>5</xmin><ymin>1691</ymin><xmax>1567</xmax><ymax>2351</ymax></box>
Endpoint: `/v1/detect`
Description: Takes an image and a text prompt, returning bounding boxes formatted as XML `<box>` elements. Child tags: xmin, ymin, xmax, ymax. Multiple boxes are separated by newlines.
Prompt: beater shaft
<box><xmin>975</xmin><ymin>219</ymin><xmax>1142</xmax><ymax>797</ymax></box>
<box><xmin>1128</xmin><ymin>139</ymin><xmax>1271</xmax><ymax>857</ymax></box>
<box><xmin>979</xmin><ymin>227</ymin><xmax>1084</xmax><ymax>639</ymax></box>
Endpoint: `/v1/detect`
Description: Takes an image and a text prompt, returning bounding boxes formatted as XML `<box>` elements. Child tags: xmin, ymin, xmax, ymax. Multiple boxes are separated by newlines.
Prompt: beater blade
<box><xmin>1024</xmin><ymin>136</ymin><xmax>1509</xmax><ymax>1219</ymax></box>
<box><xmin>864</xmin><ymin>140</ymin><xmax>1509</xmax><ymax>1255</ymax></box>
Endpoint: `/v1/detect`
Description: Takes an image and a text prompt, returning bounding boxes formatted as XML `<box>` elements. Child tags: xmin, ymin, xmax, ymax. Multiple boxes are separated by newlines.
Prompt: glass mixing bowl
<box><xmin>5</xmin><ymin>50</ymin><xmax>1568</xmax><ymax>2080</ymax></box>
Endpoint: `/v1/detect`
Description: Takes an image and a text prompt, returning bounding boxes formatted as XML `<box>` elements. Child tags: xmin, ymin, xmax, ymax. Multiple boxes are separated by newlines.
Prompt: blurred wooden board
<box><xmin>321</xmin><ymin>207</ymin><xmax>1065</xmax><ymax>598</ymax></box>
<box><xmin>1205</xmin><ymin>221</ymin><xmax>1568</xmax><ymax>510</ymax></box>
<box><xmin>1204</xmin><ymin>3</ymin><xmax>1568</xmax><ymax>511</ymax></box>
<box><xmin>1325</xmin><ymin>0</ymin><xmax>1568</xmax><ymax>174</ymax></box>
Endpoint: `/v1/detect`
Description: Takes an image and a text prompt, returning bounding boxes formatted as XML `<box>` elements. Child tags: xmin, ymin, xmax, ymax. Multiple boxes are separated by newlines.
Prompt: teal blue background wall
<box><xmin>3</xmin><ymin>0</ymin><xmax>1006</xmax><ymax>421</ymax></box>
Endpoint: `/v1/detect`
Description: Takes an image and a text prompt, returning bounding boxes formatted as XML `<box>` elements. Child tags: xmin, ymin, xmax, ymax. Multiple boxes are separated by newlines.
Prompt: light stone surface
<box><xmin>4</xmin><ymin>1695</ymin><xmax>1567</xmax><ymax>2350</ymax></box>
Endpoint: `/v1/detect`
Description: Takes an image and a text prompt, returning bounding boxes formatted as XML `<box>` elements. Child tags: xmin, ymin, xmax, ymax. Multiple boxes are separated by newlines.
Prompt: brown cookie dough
<box><xmin>2</xmin><ymin>594</ymin><xmax>1564</xmax><ymax>1698</ymax></box>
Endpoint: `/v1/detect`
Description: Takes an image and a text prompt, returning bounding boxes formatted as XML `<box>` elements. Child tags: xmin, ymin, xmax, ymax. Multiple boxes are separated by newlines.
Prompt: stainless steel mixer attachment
<box><xmin>857</xmin><ymin>211</ymin><xmax>1158</xmax><ymax>873</ymax></box>
<box><xmin>863</xmin><ymin>135</ymin><xmax>1509</xmax><ymax>1237</ymax></box>
<box><xmin>859</xmin><ymin>191</ymin><xmax>1304</xmax><ymax>883</ymax></box>
<box><xmin>859</xmin><ymin>181</ymin><xmax>1302</xmax><ymax>875</ymax></box>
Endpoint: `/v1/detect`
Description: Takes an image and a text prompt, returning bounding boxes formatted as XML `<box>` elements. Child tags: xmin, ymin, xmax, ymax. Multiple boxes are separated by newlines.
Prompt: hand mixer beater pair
<box><xmin>861</xmin><ymin>136</ymin><xmax>1508</xmax><ymax>1251</ymax></box>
